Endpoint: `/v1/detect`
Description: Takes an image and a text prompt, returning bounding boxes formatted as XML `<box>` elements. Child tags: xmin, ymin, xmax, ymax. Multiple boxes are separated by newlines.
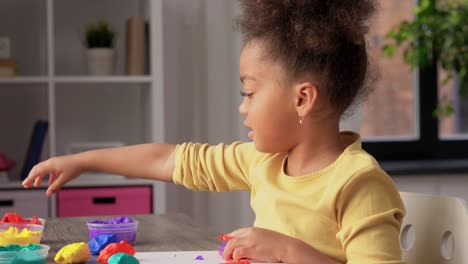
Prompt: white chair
<box><xmin>399</xmin><ymin>192</ymin><xmax>468</xmax><ymax>264</ymax></box>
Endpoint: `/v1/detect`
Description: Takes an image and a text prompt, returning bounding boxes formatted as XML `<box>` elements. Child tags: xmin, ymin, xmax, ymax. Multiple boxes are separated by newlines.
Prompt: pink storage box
<box><xmin>57</xmin><ymin>186</ymin><xmax>152</xmax><ymax>217</ymax></box>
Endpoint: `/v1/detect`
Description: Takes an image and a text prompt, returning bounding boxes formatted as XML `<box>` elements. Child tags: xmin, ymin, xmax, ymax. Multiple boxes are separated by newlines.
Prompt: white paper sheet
<box><xmin>134</xmin><ymin>251</ymin><xmax>279</xmax><ymax>264</ymax></box>
<box><xmin>85</xmin><ymin>251</ymin><xmax>281</xmax><ymax>263</ymax></box>
<box><xmin>135</xmin><ymin>251</ymin><xmax>222</xmax><ymax>263</ymax></box>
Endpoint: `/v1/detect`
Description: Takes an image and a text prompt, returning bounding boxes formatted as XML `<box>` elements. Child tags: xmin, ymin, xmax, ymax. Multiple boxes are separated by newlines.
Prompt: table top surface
<box><xmin>42</xmin><ymin>213</ymin><xmax>219</xmax><ymax>263</ymax></box>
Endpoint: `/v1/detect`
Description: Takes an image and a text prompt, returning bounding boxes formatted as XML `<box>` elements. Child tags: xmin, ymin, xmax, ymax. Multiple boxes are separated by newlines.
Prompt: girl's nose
<box><xmin>239</xmin><ymin>98</ymin><xmax>247</xmax><ymax>116</ymax></box>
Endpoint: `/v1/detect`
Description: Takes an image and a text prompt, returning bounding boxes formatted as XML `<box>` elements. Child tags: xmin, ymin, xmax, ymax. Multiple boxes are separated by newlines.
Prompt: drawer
<box><xmin>0</xmin><ymin>190</ymin><xmax>49</xmax><ymax>218</ymax></box>
<box><xmin>57</xmin><ymin>186</ymin><xmax>152</xmax><ymax>217</ymax></box>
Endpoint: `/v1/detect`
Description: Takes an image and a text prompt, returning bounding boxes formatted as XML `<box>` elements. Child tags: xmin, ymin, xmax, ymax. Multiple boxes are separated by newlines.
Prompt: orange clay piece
<box><xmin>97</xmin><ymin>240</ymin><xmax>135</xmax><ymax>264</ymax></box>
<box><xmin>0</xmin><ymin>213</ymin><xmax>42</xmax><ymax>225</ymax></box>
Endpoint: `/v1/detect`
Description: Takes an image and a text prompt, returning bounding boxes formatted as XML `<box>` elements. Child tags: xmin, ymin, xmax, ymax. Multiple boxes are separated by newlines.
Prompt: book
<box><xmin>0</xmin><ymin>58</ymin><xmax>15</xmax><ymax>67</ymax></box>
<box><xmin>126</xmin><ymin>16</ymin><xmax>146</xmax><ymax>75</ymax></box>
<box><xmin>21</xmin><ymin>120</ymin><xmax>48</xmax><ymax>180</ymax></box>
<box><xmin>0</xmin><ymin>37</ymin><xmax>11</xmax><ymax>58</ymax></box>
<box><xmin>0</xmin><ymin>171</ymin><xmax>8</xmax><ymax>183</ymax></box>
<box><xmin>0</xmin><ymin>67</ymin><xmax>15</xmax><ymax>77</ymax></box>
<box><xmin>0</xmin><ymin>58</ymin><xmax>16</xmax><ymax>77</ymax></box>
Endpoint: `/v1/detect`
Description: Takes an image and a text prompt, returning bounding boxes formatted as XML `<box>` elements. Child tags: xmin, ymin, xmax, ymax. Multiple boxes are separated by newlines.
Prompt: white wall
<box><xmin>161</xmin><ymin>0</ymin><xmax>254</xmax><ymax>232</ymax></box>
<box><xmin>160</xmin><ymin>0</ymin><xmax>468</xmax><ymax>233</ymax></box>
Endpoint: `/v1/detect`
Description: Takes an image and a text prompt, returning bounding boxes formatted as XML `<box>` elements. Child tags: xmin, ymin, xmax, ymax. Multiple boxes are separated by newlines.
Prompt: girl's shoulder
<box><xmin>231</xmin><ymin>141</ymin><xmax>282</xmax><ymax>166</ymax></box>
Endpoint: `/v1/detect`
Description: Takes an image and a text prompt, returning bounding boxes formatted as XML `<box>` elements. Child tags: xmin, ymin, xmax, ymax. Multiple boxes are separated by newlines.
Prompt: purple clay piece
<box><xmin>87</xmin><ymin>216</ymin><xmax>138</xmax><ymax>244</ymax></box>
<box><xmin>218</xmin><ymin>241</ymin><xmax>227</xmax><ymax>255</ymax></box>
<box><xmin>195</xmin><ymin>255</ymin><xmax>204</xmax><ymax>260</ymax></box>
<box><xmin>88</xmin><ymin>216</ymin><xmax>133</xmax><ymax>224</ymax></box>
<box><xmin>88</xmin><ymin>233</ymin><xmax>118</xmax><ymax>255</ymax></box>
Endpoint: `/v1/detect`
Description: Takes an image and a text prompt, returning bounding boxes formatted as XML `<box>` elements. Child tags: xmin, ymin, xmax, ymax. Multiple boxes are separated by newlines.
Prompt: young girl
<box><xmin>23</xmin><ymin>1</ymin><xmax>405</xmax><ymax>263</ymax></box>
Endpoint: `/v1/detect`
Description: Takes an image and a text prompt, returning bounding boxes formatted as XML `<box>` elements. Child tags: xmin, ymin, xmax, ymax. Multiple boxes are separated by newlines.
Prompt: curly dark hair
<box><xmin>236</xmin><ymin>0</ymin><xmax>377</xmax><ymax>115</ymax></box>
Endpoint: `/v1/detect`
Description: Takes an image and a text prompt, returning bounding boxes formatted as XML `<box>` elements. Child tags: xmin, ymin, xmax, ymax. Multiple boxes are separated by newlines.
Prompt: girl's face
<box><xmin>239</xmin><ymin>41</ymin><xmax>300</xmax><ymax>153</ymax></box>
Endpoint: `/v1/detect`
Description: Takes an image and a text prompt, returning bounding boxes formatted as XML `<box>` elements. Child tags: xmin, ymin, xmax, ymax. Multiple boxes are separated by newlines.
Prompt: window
<box><xmin>341</xmin><ymin>0</ymin><xmax>468</xmax><ymax>163</ymax></box>
<box><xmin>439</xmin><ymin>67</ymin><xmax>468</xmax><ymax>139</ymax></box>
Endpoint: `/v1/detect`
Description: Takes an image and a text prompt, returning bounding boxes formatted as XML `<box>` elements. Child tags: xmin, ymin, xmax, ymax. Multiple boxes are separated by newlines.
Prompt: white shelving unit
<box><xmin>0</xmin><ymin>0</ymin><xmax>167</xmax><ymax>216</ymax></box>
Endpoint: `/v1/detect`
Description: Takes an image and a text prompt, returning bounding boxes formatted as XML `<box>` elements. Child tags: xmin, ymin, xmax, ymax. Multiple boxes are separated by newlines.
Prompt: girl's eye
<box><xmin>240</xmin><ymin>91</ymin><xmax>254</xmax><ymax>98</ymax></box>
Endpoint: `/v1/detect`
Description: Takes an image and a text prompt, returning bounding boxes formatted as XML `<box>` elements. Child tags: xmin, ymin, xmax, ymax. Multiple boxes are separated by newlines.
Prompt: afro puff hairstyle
<box><xmin>236</xmin><ymin>0</ymin><xmax>377</xmax><ymax>115</ymax></box>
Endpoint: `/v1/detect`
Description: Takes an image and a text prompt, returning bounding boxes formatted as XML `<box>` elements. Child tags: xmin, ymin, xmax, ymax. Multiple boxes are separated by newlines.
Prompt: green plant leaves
<box><xmin>85</xmin><ymin>20</ymin><xmax>115</xmax><ymax>48</ymax></box>
<box><xmin>383</xmin><ymin>0</ymin><xmax>468</xmax><ymax>116</ymax></box>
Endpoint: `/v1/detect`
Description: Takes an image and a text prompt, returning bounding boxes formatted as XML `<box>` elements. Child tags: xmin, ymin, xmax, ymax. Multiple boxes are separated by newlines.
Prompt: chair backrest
<box><xmin>399</xmin><ymin>192</ymin><xmax>468</xmax><ymax>264</ymax></box>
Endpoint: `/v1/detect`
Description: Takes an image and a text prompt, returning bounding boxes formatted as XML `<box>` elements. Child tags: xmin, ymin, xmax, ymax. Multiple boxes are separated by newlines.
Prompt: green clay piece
<box><xmin>0</xmin><ymin>244</ymin><xmax>45</xmax><ymax>264</ymax></box>
<box><xmin>10</xmin><ymin>258</ymin><xmax>46</xmax><ymax>264</ymax></box>
<box><xmin>108</xmin><ymin>253</ymin><xmax>139</xmax><ymax>264</ymax></box>
<box><xmin>0</xmin><ymin>244</ymin><xmax>40</xmax><ymax>252</ymax></box>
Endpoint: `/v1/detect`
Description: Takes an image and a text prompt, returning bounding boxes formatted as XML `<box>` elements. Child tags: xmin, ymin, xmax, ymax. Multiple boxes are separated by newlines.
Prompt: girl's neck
<box><xmin>285</xmin><ymin>124</ymin><xmax>345</xmax><ymax>177</ymax></box>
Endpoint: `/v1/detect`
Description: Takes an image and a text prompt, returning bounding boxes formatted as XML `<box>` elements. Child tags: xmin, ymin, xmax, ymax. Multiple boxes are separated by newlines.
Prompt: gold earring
<box><xmin>299</xmin><ymin>116</ymin><xmax>304</xmax><ymax>125</ymax></box>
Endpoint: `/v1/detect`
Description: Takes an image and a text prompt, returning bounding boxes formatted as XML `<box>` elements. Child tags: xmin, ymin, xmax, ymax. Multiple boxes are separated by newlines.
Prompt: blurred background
<box><xmin>0</xmin><ymin>0</ymin><xmax>467</xmax><ymax>232</ymax></box>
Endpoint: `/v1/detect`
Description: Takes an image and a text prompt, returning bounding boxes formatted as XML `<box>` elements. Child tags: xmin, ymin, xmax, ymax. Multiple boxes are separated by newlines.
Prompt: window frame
<box><xmin>363</xmin><ymin>64</ymin><xmax>468</xmax><ymax>163</ymax></box>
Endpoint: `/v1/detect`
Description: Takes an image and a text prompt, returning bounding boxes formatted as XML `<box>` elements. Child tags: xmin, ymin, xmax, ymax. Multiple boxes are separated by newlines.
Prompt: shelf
<box><xmin>54</xmin><ymin>76</ymin><xmax>152</xmax><ymax>84</ymax></box>
<box><xmin>0</xmin><ymin>76</ymin><xmax>153</xmax><ymax>84</ymax></box>
<box><xmin>0</xmin><ymin>77</ymin><xmax>49</xmax><ymax>84</ymax></box>
<box><xmin>0</xmin><ymin>0</ymin><xmax>166</xmax><ymax>217</ymax></box>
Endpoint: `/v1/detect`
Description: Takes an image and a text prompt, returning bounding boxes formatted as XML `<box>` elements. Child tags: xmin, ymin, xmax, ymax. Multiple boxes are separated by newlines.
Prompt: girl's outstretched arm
<box><xmin>22</xmin><ymin>143</ymin><xmax>176</xmax><ymax>196</ymax></box>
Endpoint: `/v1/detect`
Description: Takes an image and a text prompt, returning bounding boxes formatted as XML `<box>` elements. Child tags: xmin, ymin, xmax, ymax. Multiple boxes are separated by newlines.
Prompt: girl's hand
<box><xmin>22</xmin><ymin>154</ymin><xmax>84</xmax><ymax>196</ymax></box>
<box><xmin>222</xmin><ymin>227</ymin><xmax>289</xmax><ymax>262</ymax></box>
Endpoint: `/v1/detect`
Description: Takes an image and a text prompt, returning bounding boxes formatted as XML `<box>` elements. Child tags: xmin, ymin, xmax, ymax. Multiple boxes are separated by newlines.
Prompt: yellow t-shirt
<box><xmin>173</xmin><ymin>132</ymin><xmax>405</xmax><ymax>264</ymax></box>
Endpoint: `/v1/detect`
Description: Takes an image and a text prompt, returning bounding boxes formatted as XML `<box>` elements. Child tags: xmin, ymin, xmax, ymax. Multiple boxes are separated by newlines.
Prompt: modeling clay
<box><xmin>0</xmin><ymin>213</ymin><xmax>42</xmax><ymax>225</ymax></box>
<box><xmin>217</xmin><ymin>234</ymin><xmax>234</xmax><ymax>241</ymax></box>
<box><xmin>0</xmin><ymin>244</ymin><xmax>41</xmax><ymax>251</ymax></box>
<box><xmin>10</xmin><ymin>258</ymin><xmax>45</xmax><ymax>264</ymax></box>
<box><xmin>195</xmin><ymin>255</ymin><xmax>204</xmax><ymax>260</ymax></box>
<box><xmin>88</xmin><ymin>234</ymin><xmax>118</xmax><ymax>255</ymax></box>
<box><xmin>0</xmin><ymin>244</ymin><xmax>45</xmax><ymax>264</ymax></box>
<box><xmin>217</xmin><ymin>233</ymin><xmax>234</xmax><ymax>255</ymax></box>
<box><xmin>54</xmin><ymin>242</ymin><xmax>90</xmax><ymax>264</ymax></box>
<box><xmin>88</xmin><ymin>216</ymin><xmax>133</xmax><ymax>224</ymax></box>
<box><xmin>0</xmin><ymin>227</ymin><xmax>42</xmax><ymax>245</ymax></box>
<box><xmin>87</xmin><ymin>217</ymin><xmax>138</xmax><ymax>245</ymax></box>
<box><xmin>97</xmin><ymin>241</ymin><xmax>135</xmax><ymax>264</ymax></box>
<box><xmin>218</xmin><ymin>241</ymin><xmax>228</xmax><ymax>255</ymax></box>
<box><xmin>108</xmin><ymin>252</ymin><xmax>139</xmax><ymax>264</ymax></box>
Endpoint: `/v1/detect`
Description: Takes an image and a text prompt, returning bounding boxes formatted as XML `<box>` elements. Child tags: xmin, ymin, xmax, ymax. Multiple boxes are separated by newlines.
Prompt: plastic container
<box><xmin>26</xmin><ymin>218</ymin><xmax>46</xmax><ymax>226</ymax></box>
<box><xmin>87</xmin><ymin>220</ymin><xmax>139</xmax><ymax>244</ymax></box>
<box><xmin>0</xmin><ymin>244</ymin><xmax>49</xmax><ymax>264</ymax></box>
<box><xmin>0</xmin><ymin>223</ymin><xmax>44</xmax><ymax>245</ymax></box>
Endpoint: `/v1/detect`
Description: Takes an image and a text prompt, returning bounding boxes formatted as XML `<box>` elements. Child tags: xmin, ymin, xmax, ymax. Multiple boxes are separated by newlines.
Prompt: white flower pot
<box><xmin>87</xmin><ymin>48</ymin><xmax>116</xmax><ymax>75</ymax></box>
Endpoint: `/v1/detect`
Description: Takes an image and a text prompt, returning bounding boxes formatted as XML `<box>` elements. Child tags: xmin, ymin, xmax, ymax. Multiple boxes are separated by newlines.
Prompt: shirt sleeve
<box><xmin>172</xmin><ymin>141</ymin><xmax>258</xmax><ymax>192</ymax></box>
<box><xmin>335</xmin><ymin>167</ymin><xmax>406</xmax><ymax>264</ymax></box>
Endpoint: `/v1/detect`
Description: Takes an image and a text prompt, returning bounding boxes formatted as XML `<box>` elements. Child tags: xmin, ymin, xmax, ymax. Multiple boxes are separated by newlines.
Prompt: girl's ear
<box><xmin>295</xmin><ymin>82</ymin><xmax>319</xmax><ymax>117</ymax></box>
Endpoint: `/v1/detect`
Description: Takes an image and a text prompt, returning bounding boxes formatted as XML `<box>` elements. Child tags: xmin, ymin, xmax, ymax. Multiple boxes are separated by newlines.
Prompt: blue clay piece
<box><xmin>88</xmin><ymin>233</ymin><xmax>118</xmax><ymax>255</ymax></box>
<box><xmin>108</xmin><ymin>252</ymin><xmax>139</xmax><ymax>264</ymax></box>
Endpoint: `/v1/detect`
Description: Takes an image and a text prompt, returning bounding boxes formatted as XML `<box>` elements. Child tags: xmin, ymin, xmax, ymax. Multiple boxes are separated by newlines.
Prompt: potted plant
<box><xmin>383</xmin><ymin>0</ymin><xmax>468</xmax><ymax>116</ymax></box>
<box><xmin>85</xmin><ymin>20</ymin><xmax>116</xmax><ymax>75</ymax></box>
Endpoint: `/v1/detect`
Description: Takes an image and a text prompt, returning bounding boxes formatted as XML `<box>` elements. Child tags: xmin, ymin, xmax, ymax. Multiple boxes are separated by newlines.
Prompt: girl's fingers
<box><xmin>232</xmin><ymin>247</ymin><xmax>251</xmax><ymax>261</ymax></box>
<box><xmin>22</xmin><ymin>162</ymin><xmax>49</xmax><ymax>188</ymax></box>
<box><xmin>48</xmin><ymin>173</ymin><xmax>56</xmax><ymax>186</ymax></box>
<box><xmin>228</xmin><ymin>227</ymin><xmax>249</xmax><ymax>236</ymax></box>
<box><xmin>223</xmin><ymin>227</ymin><xmax>252</xmax><ymax>259</ymax></box>
<box><xmin>46</xmin><ymin>175</ymin><xmax>67</xmax><ymax>197</ymax></box>
<box><xmin>222</xmin><ymin>239</ymin><xmax>235</xmax><ymax>260</ymax></box>
<box><xmin>34</xmin><ymin>176</ymin><xmax>43</xmax><ymax>187</ymax></box>
<box><xmin>222</xmin><ymin>236</ymin><xmax>244</xmax><ymax>260</ymax></box>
